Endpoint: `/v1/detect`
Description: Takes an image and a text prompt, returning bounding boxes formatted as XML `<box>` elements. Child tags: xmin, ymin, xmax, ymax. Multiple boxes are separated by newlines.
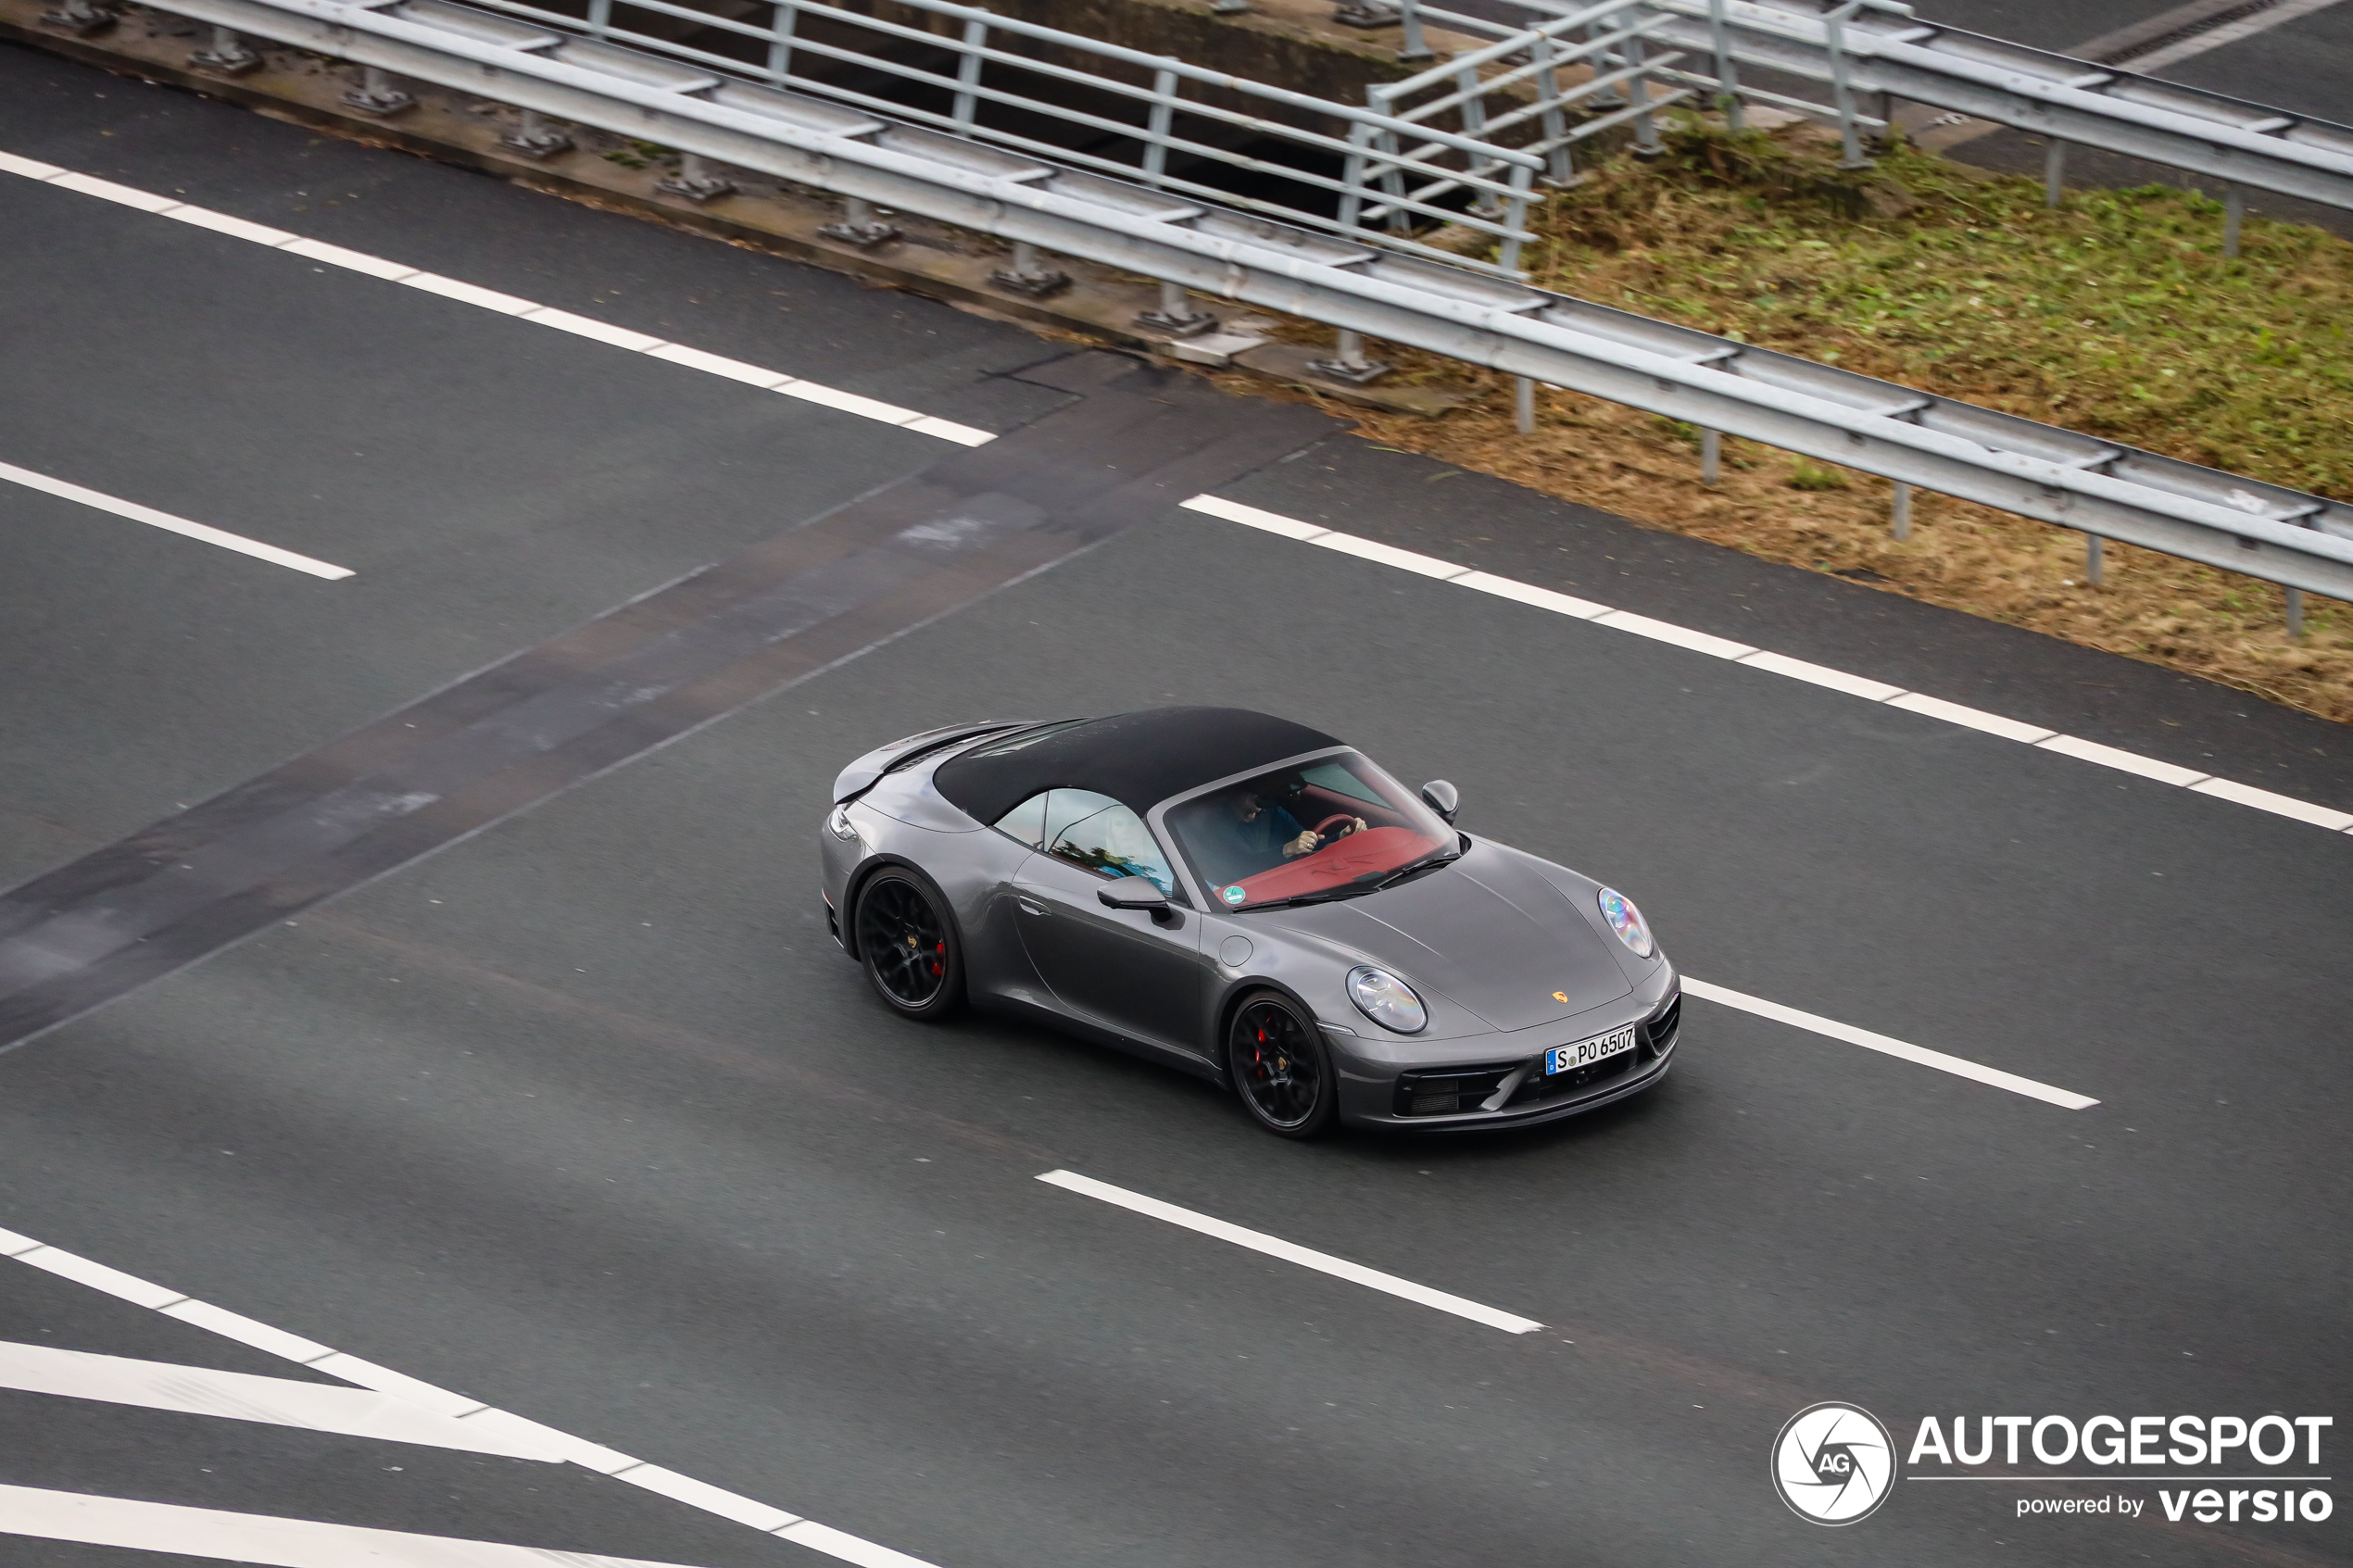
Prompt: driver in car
<box><xmin>1201</xmin><ymin>785</ymin><xmax>1366</xmax><ymax>874</ymax></box>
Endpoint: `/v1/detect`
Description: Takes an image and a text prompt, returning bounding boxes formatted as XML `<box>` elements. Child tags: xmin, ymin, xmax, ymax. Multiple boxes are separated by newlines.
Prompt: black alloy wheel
<box><xmin>854</xmin><ymin>869</ymin><xmax>963</xmax><ymax>1020</ymax></box>
<box><xmin>1228</xmin><ymin>990</ymin><xmax>1336</xmax><ymax>1138</ymax></box>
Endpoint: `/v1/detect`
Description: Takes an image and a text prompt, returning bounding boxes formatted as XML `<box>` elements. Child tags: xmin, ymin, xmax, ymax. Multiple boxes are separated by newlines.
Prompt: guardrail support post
<box><xmin>1144</xmin><ymin>69</ymin><xmax>1177</xmax><ymax>185</ymax></box>
<box><xmin>499</xmin><ymin>109</ymin><xmax>573</xmax><ymax>158</ymax></box>
<box><xmin>342</xmin><ymin>66</ymin><xmax>415</xmax><ymax>116</ymax></box>
<box><xmin>1826</xmin><ymin>5</ymin><xmax>1872</xmax><ymax>169</ymax></box>
<box><xmin>766</xmin><ymin>0</ymin><xmax>797</xmax><ymax>84</ymax></box>
<box><xmin>2285</xmin><ymin>585</ymin><xmax>2305</xmax><ymax>638</ymax></box>
<box><xmin>1137</xmin><ymin>280</ymin><xmax>1217</xmax><ymax>337</ymax></box>
<box><xmin>1515</xmin><ymin>376</ymin><xmax>1536</xmax><ymax>434</ymax></box>
<box><xmin>1701</xmin><ymin>428</ymin><xmax>1720</xmax><ymax>486</ymax></box>
<box><xmin>37</xmin><ymin>0</ymin><xmax>112</xmax><ymax>35</ymax></box>
<box><xmin>1891</xmin><ymin>480</ymin><xmax>1912</xmax><ymax>540</ymax></box>
<box><xmin>1627</xmin><ymin>35</ymin><xmax>1663</xmax><ymax>160</ymax></box>
<box><xmin>1310</xmin><ymin>329</ymin><xmax>1391</xmax><ymax>384</ymax></box>
<box><xmin>952</xmin><ymin>18</ymin><xmax>987</xmax><ymax>131</ymax></box>
<box><xmin>2224</xmin><ymin>183</ymin><xmax>2245</xmax><ymax>257</ymax></box>
<box><xmin>2045</xmin><ymin>139</ymin><xmax>2066</xmax><ymax>207</ymax></box>
<box><xmin>991</xmin><ymin>240</ymin><xmax>1071</xmax><ymax>299</ymax></box>
<box><xmin>1708</xmin><ymin>0</ymin><xmax>1743</xmax><ymax>132</ymax></box>
<box><xmin>822</xmin><ymin>196</ymin><xmax>900</xmax><ymax>247</ymax></box>
<box><xmin>1396</xmin><ymin>0</ymin><xmax>1432</xmax><ymax>60</ymax></box>
<box><xmin>658</xmin><ymin>154</ymin><xmax>736</xmax><ymax>203</ymax></box>
<box><xmin>2084</xmin><ymin>532</ymin><xmax>2104</xmax><ymax>585</ymax></box>
<box><xmin>190</xmin><ymin>25</ymin><xmax>261</xmax><ymax>73</ymax></box>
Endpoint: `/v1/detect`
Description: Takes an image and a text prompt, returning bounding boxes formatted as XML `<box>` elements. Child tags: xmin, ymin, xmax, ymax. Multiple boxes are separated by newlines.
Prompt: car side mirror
<box><xmin>1420</xmin><ymin>779</ymin><xmax>1459</xmax><ymax>823</ymax></box>
<box><xmin>1098</xmin><ymin>879</ymin><xmax>1171</xmax><ymax>911</ymax></box>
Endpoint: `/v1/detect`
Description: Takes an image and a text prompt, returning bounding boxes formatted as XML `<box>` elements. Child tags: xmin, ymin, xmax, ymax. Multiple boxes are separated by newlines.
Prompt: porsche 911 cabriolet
<box><xmin>819</xmin><ymin>708</ymin><xmax>1680</xmax><ymax>1137</ymax></box>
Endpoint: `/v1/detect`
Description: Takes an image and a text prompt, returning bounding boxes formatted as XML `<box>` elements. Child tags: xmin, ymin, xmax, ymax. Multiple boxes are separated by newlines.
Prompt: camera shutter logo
<box><xmin>1772</xmin><ymin>1402</ymin><xmax>1896</xmax><ymax>1524</ymax></box>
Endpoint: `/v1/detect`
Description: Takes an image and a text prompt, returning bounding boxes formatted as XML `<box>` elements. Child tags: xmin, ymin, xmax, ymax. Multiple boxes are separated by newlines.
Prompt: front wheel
<box><xmin>1228</xmin><ymin>990</ymin><xmax>1336</xmax><ymax>1139</ymax></box>
<box><xmin>853</xmin><ymin>868</ymin><xmax>964</xmax><ymax>1021</ymax></box>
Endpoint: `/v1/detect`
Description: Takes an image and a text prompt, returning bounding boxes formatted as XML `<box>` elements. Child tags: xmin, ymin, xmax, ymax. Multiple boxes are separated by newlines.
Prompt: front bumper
<box><xmin>1333</xmin><ymin>986</ymin><xmax>1681</xmax><ymax>1131</ymax></box>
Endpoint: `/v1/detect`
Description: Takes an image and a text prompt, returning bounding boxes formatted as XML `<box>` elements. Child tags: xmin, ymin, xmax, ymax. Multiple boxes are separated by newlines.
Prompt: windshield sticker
<box><xmin>1223</xmin><ymin>884</ymin><xmax>1248</xmax><ymax>905</ymax></box>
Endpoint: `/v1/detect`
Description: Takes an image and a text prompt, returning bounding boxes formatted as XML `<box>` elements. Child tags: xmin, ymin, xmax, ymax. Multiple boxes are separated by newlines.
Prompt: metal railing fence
<box><xmin>1358</xmin><ymin>0</ymin><xmax>1697</xmax><ymax>212</ymax></box>
<box><xmin>1387</xmin><ymin>0</ymin><xmax>2353</xmax><ymax>229</ymax></box>
<box><xmin>437</xmin><ymin>0</ymin><xmax>1546</xmax><ymax>271</ymax></box>
<box><xmin>76</xmin><ymin>0</ymin><xmax>2353</xmax><ymax>617</ymax></box>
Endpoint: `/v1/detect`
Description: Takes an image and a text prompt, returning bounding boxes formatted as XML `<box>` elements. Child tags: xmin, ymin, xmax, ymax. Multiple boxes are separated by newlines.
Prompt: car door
<box><xmin>1012</xmin><ymin>792</ymin><xmax>1206</xmax><ymax>1059</ymax></box>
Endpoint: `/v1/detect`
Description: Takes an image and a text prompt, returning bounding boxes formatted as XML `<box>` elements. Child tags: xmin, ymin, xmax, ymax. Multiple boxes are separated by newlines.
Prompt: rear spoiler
<box><xmin>830</xmin><ymin>720</ymin><xmax>1038</xmax><ymax>803</ymax></box>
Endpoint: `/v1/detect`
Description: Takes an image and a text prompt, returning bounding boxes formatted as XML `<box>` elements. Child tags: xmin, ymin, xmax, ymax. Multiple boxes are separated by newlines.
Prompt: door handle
<box><xmin>1015</xmin><ymin>897</ymin><xmax>1047</xmax><ymax>917</ymax></box>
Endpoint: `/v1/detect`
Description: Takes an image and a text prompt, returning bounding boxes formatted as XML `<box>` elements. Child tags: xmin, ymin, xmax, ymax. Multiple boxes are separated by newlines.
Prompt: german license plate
<box><xmin>1546</xmin><ymin>1025</ymin><xmax>1636</xmax><ymax>1076</ymax></box>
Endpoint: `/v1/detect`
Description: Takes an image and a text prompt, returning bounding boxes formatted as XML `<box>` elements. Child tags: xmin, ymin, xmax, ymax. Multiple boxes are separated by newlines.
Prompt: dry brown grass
<box><xmin>1227</xmin><ymin>118</ymin><xmax>2353</xmax><ymax>724</ymax></box>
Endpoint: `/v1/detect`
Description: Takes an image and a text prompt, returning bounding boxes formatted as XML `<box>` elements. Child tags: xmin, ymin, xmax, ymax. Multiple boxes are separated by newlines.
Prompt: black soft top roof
<box><xmin>932</xmin><ymin>707</ymin><xmax>1340</xmax><ymax>825</ymax></box>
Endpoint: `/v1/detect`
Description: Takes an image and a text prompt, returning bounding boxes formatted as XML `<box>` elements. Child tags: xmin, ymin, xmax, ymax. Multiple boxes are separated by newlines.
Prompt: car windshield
<box><xmin>1164</xmin><ymin>752</ymin><xmax>1454</xmax><ymax>911</ymax></box>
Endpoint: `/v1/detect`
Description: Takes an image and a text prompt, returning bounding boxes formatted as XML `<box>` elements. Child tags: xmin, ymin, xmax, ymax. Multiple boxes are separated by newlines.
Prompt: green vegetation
<box><xmin>1522</xmin><ymin>118</ymin><xmax>2353</xmax><ymax>502</ymax></box>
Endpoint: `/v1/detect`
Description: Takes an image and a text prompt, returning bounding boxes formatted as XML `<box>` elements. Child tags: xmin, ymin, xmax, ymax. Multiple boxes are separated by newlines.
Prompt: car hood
<box><xmin>1280</xmin><ymin>853</ymin><xmax>1631</xmax><ymax>1032</ymax></box>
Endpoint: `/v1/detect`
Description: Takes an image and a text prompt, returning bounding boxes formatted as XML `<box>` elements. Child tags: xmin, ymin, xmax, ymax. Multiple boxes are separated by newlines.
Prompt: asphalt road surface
<box><xmin>3</xmin><ymin>35</ymin><xmax>2350</xmax><ymax>1568</ymax></box>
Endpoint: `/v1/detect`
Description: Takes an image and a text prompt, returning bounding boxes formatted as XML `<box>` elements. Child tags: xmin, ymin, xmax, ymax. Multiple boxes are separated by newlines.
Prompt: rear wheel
<box><xmin>1228</xmin><ymin>990</ymin><xmax>1336</xmax><ymax>1138</ymax></box>
<box><xmin>854</xmin><ymin>869</ymin><xmax>963</xmax><ymax>1021</ymax></box>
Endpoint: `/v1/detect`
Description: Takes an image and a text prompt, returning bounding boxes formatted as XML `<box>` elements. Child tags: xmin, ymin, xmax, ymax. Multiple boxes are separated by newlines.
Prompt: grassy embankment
<box><xmin>1321</xmin><ymin>118</ymin><xmax>2353</xmax><ymax>724</ymax></box>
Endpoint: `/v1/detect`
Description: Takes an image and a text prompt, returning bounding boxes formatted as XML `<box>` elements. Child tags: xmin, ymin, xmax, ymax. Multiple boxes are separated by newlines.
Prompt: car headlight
<box><xmin>1347</xmin><ymin>966</ymin><xmax>1428</xmax><ymax>1035</ymax></box>
<box><xmin>825</xmin><ymin>804</ymin><xmax>860</xmax><ymax>842</ymax></box>
<box><xmin>1596</xmin><ymin>887</ymin><xmax>1654</xmax><ymax>959</ymax></box>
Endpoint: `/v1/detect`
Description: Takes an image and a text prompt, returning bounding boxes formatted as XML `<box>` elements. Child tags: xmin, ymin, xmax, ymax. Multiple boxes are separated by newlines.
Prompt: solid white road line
<box><xmin>1036</xmin><ymin>1170</ymin><xmax>1546</xmax><ymax>1334</ymax></box>
<box><xmin>1680</xmin><ymin>979</ymin><xmax>2099</xmax><ymax>1110</ymax></box>
<box><xmin>0</xmin><ymin>151</ymin><xmax>997</xmax><ymax>448</ymax></box>
<box><xmin>2123</xmin><ymin>0</ymin><xmax>2348</xmax><ymax>73</ymax></box>
<box><xmin>0</xmin><ymin>1227</ymin><xmax>942</xmax><ymax>1567</ymax></box>
<box><xmin>0</xmin><ymin>1340</ymin><xmax>560</xmax><ymax>1460</ymax></box>
<box><xmin>1180</xmin><ymin>495</ymin><xmax>2353</xmax><ymax>837</ymax></box>
<box><xmin>0</xmin><ymin>1484</ymin><xmax>710</xmax><ymax>1568</ymax></box>
<box><xmin>0</xmin><ymin>458</ymin><xmax>353</xmax><ymax>580</ymax></box>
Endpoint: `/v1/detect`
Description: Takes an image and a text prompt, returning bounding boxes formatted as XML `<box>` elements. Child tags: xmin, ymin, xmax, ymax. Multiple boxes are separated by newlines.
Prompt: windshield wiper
<box><xmin>1250</xmin><ymin>885</ymin><xmax>1380</xmax><ymax>910</ymax></box>
<box><xmin>1366</xmin><ymin>848</ymin><xmax>1463</xmax><ymax>891</ymax></box>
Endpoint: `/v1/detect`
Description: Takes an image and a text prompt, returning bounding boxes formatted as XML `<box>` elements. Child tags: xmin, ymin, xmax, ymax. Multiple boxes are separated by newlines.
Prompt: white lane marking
<box><xmin>0</xmin><ymin>1340</ymin><xmax>560</xmax><ymax>1460</ymax></box>
<box><xmin>0</xmin><ymin>152</ymin><xmax>997</xmax><ymax>448</ymax></box>
<box><xmin>0</xmin><ymin>1483</ymin><xmax>711</xmax><ymax>1568</ymax></box>
<box><xmin>2122</xmin><ymin>0</ymin><xmax>2347</xmax><ymax>73</ymax></box>
<box><xmin>1883</xmin><ymin>691</ymin><xmax>2056</xmax><ymax>745</ymax></box>
<box><xmin>0</xmin><ymin>458</ymin><xmax>353</xmax><ymax>580</ymax></box>
<box><xmin>1681</xmin><ymin>978</ymin><xmax>2099</xmax><ymax>1110</ymax></box>
<box><xmin>1180</xmin><ymin>495</ymin><xmax>2353</xmax><ymax>837</ymax></box>
<box><xmin>783</xmin><ymin>1520</ymin><xmax>949</xmax><ymax>1568</ymax></box>
<box><xmin>1036</xmin><ymin>1170</ymin><xmax>1546</xmax><ymax>1334</ymax></box>
<box><xmin>0</xmin><ymin>1231</ymin><xmax>942</xmax><ymax>1566</ymax></box>
<box><xmin>2035</xmin><ymin>733</ymin><xmax>2211</xmax><ymax>787</ymax></box>
<box><xmin>1736</xmin><ymin>648</ymin><xmax>1906</xmax><ymax>701</ymax></box>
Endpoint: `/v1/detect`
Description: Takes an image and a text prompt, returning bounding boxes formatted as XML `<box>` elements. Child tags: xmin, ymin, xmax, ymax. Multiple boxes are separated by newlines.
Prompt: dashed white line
<box><xmin>0</xmin><ymin>1226</ymin><xmax>940</xmax><ymax>1568</ymax></box>
<box><xmin>1180</xmin><ymin>495</ymin><xmax>2353</xmax><ymax>836</ymax></box>
<box><xmin>1680</xmin><ymin>979</ymin><xmax>2099</xmax><ymax>1110</ymax></box>
<box><xmin>1037</xmin><ymin>1169</ymin><xmax>1547</xmax><ymax>1334</ymax></box>
<box><xmin>0</xmin><ymin>1340</ymin><xmax>560</xmax><ymax>1460</ymax></box>
<box><xmin>0</xmin><ymin>458</ymin><xmax>353</xmax><ymax>580</ymax></box>
<box><xmin>0</xmin><ymin>1484</ymin><xmax>711</xmax><ymax>1568</ymax></box>
<box><xmin>0</xmin><ymin>150</ymin><xmax>997</xmax><ymax>449</ymax></box>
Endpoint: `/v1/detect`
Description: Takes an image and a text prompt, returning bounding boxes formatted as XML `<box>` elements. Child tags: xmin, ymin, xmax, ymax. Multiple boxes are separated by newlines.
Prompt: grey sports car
<box><xmin>819</xmin><ymin>708</ymin><xmax>1680</xmax><ymax>1137</ymax></box>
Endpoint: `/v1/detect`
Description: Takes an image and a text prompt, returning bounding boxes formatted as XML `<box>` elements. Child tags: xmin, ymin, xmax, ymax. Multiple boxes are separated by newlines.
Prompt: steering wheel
<box><xmin>1306</xmin><ymin>813</ymin><xmax>1361</xmax><ymax>849</ymax></box>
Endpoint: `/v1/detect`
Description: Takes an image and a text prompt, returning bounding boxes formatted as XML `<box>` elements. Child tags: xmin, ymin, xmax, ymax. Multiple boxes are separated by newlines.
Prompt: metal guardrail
<box><xmin>1535</xmin><ymin>0</ymin><xmax>2353</xmax><ymax>219</ymax></box>
<box><xmin>87</xmin><ymin>0</ymin><xmax>2353</xmax><ymax>609</ymax></box>
<box><xmin>1374</xmin><ymin>0</ymin><xmax>2353</xmax><ymax>228</ymax></box>
<box><xmin>350</xmin><ymin>0</ymin><xmax>1547</xmax><ymax>274</ymax></box>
